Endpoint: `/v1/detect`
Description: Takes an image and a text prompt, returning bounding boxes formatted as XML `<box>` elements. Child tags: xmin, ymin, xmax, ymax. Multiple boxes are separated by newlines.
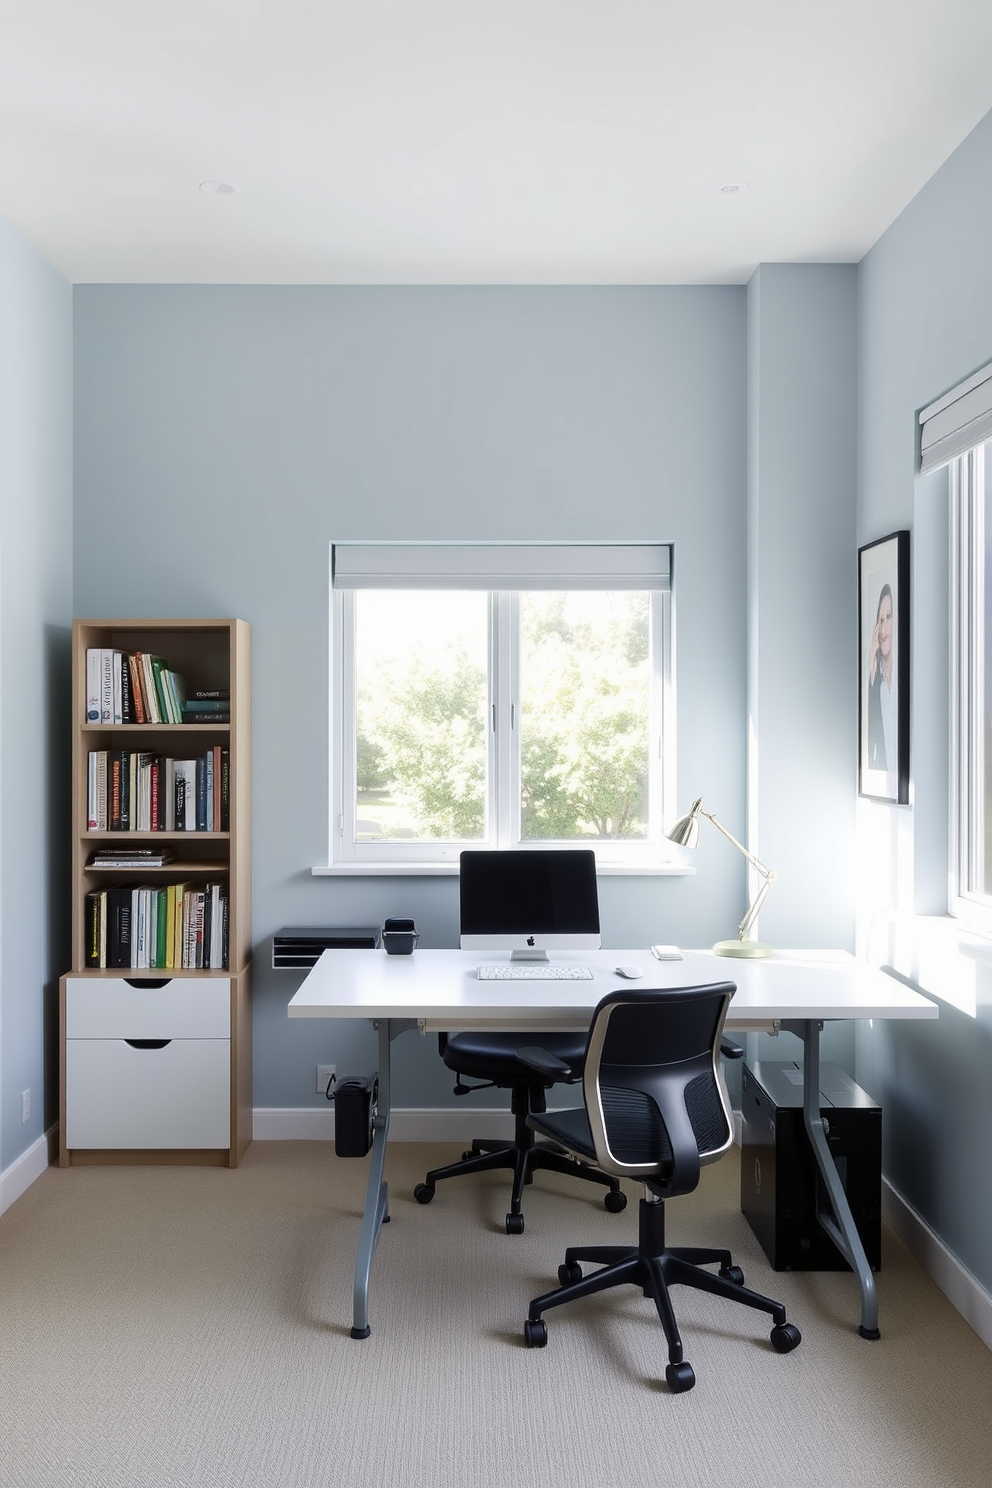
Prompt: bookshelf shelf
<box><xmin>60</xmin><ymin>618</ymin><xmax>253</xmax><ymax>1169</ymax></box>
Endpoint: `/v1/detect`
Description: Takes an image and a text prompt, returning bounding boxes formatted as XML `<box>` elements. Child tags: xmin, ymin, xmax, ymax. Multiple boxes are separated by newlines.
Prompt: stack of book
<box><xmin>182</xmin><ymin>689</ymin><xmax>230</xmax><ymax>725</ymax></box>
<box><xmin>85</xmin><ymin>647</ymin><xmax>186</xmax><ymax>725</ymax></box>
<box><xmin>87</xmin><ymin>747</ymin><xmax>230</xmax><ymax>832</ymax></box>
<box><xmin>85</xmin><ymin>880</ymin><xmax>229</xmax><ymax>970</ymax></box>
<box><xmin>87</xmin><ymin>846</ymin><xmax>175</xmax><ymax>870</ymax></box>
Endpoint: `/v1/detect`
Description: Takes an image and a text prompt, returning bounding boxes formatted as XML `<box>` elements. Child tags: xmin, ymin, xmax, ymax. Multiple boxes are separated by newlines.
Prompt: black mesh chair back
<box><xmin>583</xmin><ymin>983</ymin><xmax>734</xmax><ymax>1195</ymax></box>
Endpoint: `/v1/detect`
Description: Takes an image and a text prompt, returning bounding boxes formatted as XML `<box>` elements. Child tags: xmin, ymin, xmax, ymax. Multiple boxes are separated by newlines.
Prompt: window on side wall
<box><xmin>328</xmin><ymin>543</ymin><xmax>674</xmax><ymax>871</ymax></box>
<box><xmin>950</xmin><ymin>439</ymin><xmax>992</xmax><ymax>929</ymax></box>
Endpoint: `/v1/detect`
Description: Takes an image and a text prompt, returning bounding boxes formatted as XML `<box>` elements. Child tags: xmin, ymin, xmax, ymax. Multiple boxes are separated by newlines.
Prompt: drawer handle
<box><xmin>124</xmin><ymin>1039</ymin><xmax>173</xmax><ymax>1050</ymax></box>
<box><xmin>125</xmin><ymin>978</ymin><xmax>172</xmax><ymax>990</ymax></box>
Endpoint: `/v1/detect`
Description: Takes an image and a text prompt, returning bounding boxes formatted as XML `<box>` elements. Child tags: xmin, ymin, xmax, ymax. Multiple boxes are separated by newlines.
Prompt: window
<box><xmin>329</xmin><ymin>543</ymin><xmax>673</xmax><ymax>869</ymax></box>
<box><xmin>950</xmin><ymin>439</ymin><xmax>992</xmax><ymax>927</ymax></box>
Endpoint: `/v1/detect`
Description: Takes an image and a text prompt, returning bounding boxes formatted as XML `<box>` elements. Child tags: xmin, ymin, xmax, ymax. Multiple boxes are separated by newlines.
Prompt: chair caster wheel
<box><xmin>413</xmin><ymin>1184</ymin><xmax>435</xmax><ymax>1205</ymax></box>
<box><xmin>524</xmin><ymin>1318</ymin><xmax>548</xmax><ymax>1348</ymax></box>
<box><xmin>506</xmin><ymin>1212</ymin><xmax>525</xmax><ymax>1235</ymax></box>
<box><xmin>604</xmin><ymin>1189</ymin><xmax>627</xmax><ymax>1213</ymax></box>
<box><xmin>771</xmin><ymin>1322</ymin><xmax>802</xmax><ymax>1354</ymax></box>
<box><xmin>558</xmin><ymin>1261</ymin><xmax>582</xmax><ymax>1286</ymax></box>
<box><xmin>666</xmin><ymin>1361</ymin><xmax>695</xmax><ymax>1393</ymax></box>
<box><xmin>720</xmin><ymin>1264</ymin><xmax>745</xmax><ymax>1286</ymax></box>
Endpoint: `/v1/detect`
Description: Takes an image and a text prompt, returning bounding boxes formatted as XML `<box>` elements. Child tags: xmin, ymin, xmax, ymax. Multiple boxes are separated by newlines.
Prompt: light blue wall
<box><xmin>856</xmin><ymin>108</ymin><xmax>992</xmax><ymax>1293</ymax></box>
<box><xmin>0</xmin><ymin>214</ymin><xmax>73</xmax><ymax>1172</ymax></box>
<box><xmin>72</xmin><ymin>286</ymin><xmax>761</xmax><ymax>1109</ymax></box>
<box><xmin>744</xmin><ymin>264</ymin><xmax>859</xmax><ymax>1071</ymax></box>
<box><xmin>72</xmin><ymin>283</ymin><xmax>861</xmax><ymax>1117</ymax></box>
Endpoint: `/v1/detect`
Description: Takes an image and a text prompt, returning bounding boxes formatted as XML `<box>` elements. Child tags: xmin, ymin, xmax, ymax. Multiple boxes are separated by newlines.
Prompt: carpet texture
<box><xmin>2</xmin><ymin>1140</ymin><xmax>990</xmax><ymax>1488</ymax></box>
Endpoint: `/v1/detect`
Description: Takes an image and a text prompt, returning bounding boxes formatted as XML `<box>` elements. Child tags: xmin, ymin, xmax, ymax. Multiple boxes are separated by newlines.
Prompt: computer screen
<box><xmin>458</xmin><ymin>848</ymin><xmax>601</xmax><ymax>961</ymax></box>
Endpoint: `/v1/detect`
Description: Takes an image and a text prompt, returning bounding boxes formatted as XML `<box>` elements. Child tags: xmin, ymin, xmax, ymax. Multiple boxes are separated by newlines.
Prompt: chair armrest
<box><xmin>720</xmin><ymin>1036</ymin><xmax>744</xmax><ymax>1060</ymax></box>
<box><xmin>515</xmin><ymin>1045</ymin><xmax>576</xmax><ymax>1081</ymax></box>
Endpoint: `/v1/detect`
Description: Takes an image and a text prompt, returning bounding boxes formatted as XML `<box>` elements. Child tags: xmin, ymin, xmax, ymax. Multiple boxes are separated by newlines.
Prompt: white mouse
<box><xmin>615</xmin><ymin>965</ymin><xmax>644</xmax><ymax>979</ymax></box>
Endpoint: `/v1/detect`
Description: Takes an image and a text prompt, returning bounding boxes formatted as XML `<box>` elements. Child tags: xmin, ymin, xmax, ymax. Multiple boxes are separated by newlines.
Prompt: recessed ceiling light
<box><xmin>199</xmin><ymin>180</ymin><xmax>238</xmax><ymax>196</ymax></box>
<box><xmin>716</xmin><ymin>181</ymin><xmax>749</xmax><ymax>198</ymax></box>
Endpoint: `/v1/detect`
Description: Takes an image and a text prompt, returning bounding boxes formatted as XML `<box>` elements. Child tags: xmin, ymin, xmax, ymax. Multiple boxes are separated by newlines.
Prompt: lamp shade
<box><xmin>667</xmin><ymin>798</ymin><xmax>702</xmax><ymax>849</ymax></box>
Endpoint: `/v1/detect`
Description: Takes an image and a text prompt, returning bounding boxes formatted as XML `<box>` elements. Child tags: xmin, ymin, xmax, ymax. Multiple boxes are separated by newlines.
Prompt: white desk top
<box><xmin>288</xmin><ymin>947</ymin><xmax>938</xmax><ymax>1031</ymax></box>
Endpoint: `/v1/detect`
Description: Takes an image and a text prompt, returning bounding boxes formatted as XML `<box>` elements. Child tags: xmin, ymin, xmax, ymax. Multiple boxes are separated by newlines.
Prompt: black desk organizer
<box><xmin>271</xmin><ymin>926</ymin><xmax>381</xmax><ymax>969</ymax></box>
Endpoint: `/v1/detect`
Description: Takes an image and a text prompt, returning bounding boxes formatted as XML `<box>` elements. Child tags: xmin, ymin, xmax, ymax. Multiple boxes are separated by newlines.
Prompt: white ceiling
<box><xmin>2</xmin><ymin>1</ymin><xmax>992</xmax><ymax>285</ymax></box>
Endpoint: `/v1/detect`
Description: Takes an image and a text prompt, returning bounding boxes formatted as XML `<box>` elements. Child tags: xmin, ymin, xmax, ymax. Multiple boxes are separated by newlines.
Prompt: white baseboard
<box><xmin>883</xmin><ymin>1177</ymin><xmax>992</xmax><ymax>1351</ymax></box>
<box><xmin>0</xmin><ymin>1128</ymin><xmax>56</xmax><ymax>1219</ymax></box>
<box><xmin>252</xmin><ymin>1106</ymin><xmax>514</xmax><ymax>1144</ymax></box>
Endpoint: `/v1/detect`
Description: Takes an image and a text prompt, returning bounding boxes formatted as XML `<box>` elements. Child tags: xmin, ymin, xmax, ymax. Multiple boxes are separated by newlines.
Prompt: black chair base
<box><xmin>415</xmin><ymin>1084</ymin><xmax>626</xmax><ymax>1234</ymax></box>
<box><xmin>524</xmin><ymin>1194</ymin><xmax>800</xmax><ymax>1391</ymax></box>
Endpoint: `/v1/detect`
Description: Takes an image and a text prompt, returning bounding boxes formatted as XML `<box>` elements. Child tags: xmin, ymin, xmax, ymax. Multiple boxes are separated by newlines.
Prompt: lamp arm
<box><xmin>737</xmin><ymin>874</ymin><xmax>775</xmax><ymax>942</ymax></box>
<box><xmin>699</xmin><ymin>810</ymin><xmax>775</xmax><ymax>886</ymax></box>
<box><xmin>698</xmin><ymin>809</ymin><xmax>777</xmax><ymax>943</ymax></box>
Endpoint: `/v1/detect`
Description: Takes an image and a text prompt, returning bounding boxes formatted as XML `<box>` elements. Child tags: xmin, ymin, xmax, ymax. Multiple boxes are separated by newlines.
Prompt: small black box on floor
<box><xmin>740</xmin><ymin>1061</ymin><xmax>882</xmax><ymax>1272</ymax></box>
<box><xmin>334</xmin><ymin>1075</ymin><xmax>378</xmax><ymax>1157</ymax></box>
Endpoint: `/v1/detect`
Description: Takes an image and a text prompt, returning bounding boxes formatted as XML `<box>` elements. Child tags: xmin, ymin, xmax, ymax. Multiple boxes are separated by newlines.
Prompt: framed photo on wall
<box><xmin>858</xmin><ymin>530</ymin><xmax>910</xmax><ymax>804</ymax></box>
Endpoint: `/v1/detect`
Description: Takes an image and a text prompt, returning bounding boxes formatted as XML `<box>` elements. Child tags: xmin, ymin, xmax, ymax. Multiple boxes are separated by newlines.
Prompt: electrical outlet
<box><xmin>316</xmin><ymin>1063</ymin><xmax>337</xmax><ymax>1096</ymax></box>
<box><xmin>21</xmin><ymin>1089</ymin><xmax>30</xmax><ymax>1123</ymax></box>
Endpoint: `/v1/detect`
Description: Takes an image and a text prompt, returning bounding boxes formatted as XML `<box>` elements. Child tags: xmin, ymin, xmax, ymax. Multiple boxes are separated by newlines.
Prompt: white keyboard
<box><xmin>476</xmin><ymin>964</ymin><xmax>594</xmax><ymax>981</ymax></box>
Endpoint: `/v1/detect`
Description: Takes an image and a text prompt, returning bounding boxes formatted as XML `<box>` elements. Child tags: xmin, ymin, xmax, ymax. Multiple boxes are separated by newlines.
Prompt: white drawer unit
<box><xmin>62</xmin><ymin>976</ymin><xmax>234</xmax><ymax>1157</ymax></box>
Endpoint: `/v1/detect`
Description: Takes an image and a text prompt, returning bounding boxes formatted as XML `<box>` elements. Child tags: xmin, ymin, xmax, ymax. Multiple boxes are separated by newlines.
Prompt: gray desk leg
<box><xmin>783</xmin><ymin>1018</ymin><xmax>880</xmax><ymax>1339</ymax></box>
<box><xmin>351</xmin><ymin>1017</ymin><xmax>416</xmax><ymax>1340</ymax></box>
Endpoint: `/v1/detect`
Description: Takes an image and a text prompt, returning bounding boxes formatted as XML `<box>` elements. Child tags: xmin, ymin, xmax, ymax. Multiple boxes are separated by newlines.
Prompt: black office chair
<box><xmin>413</xmin><ymin>1029</ymin><xmax>627</xmax><ymax>1234</ymax></box>
<box><xmin>518</xmin><ymin>982</ymin><xmax>801</xmax><ymax>1392</ymax></box>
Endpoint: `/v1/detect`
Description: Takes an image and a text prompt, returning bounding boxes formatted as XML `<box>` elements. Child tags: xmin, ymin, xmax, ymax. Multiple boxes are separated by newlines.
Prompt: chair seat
<box><xmin>529</xmin><ymin>1106</ymin><xmax>596</xmax><ymax>1161</ymax></box>
<box><xmin>443</xmin><ymin>1030</ymin><xmax>585</xmax><ymax>1085</ymax></box>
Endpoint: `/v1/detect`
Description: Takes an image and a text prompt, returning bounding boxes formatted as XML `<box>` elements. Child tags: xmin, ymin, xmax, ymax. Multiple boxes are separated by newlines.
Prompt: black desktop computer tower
<box><xmin>740</xmin><ymin>1061</ymin><xmax>882</xmax><ymax>1272</ymax></box>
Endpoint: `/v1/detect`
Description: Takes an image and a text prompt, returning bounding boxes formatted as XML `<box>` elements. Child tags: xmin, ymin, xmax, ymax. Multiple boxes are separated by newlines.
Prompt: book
<box><xmin>164</xmin><ymin>670</ymin><xmax>186</xmax><ymax>720</ymax></box>
<box><xmin>150</xmin><ymin>655</ymin><xmax>173</xmax><ymax>724</ymax></box>
<box><xmin>182</xmin><ymin>710</ymin><xmax>230</xmax><ymax>724</ymax></box>
<box><xmin>100</xmin><ymin>649</ymin><xmax>115</xmax><ymax>724</ymax></box>
<box><xmin>86</xmin><ymin>751</ymin><xmax>109</xmax><ymax>833</ymax></box>
<box><xmin>179</xmin><ymin>696</ymin><xmax>230</xmax><ymax>711</ymax></box>
<box><xmin>192</xmin><ymin>688</ymin><xmax>229</xmax><ymax>700</ymax></box>
<box><xmin>219</xmin><ymin>750</ymin><xmax>230</xmax><ymax>831</ymax></box>
<box><xmin>128</xmin><ymin>653</ymin><xmax>148</xmax><ymax>724</ymax></box>
<box><xmin>85</xmin><ymin>888</ymin><xmax>106</xmax><ymax>968</ymax></box>
<box><xmin>138</xmin><ymin>653</ymin><xmax>162</xmax><ymax>724</ymax></box>
<box><xmin>111</xmin><ymin>650</ymin><xmax>123</xmax><ymax>724</ymax></box>
<box><xmin>87</xmin><ymin>750</ymin><xmax>96</xmax><ymax>829</ymax></box>
<box><xmin>86</xmin><ymin>649</ymin><xmax>102</xmax><ymax>723</ymax></box>
<box><xmin>119</xmin><ymin>651</ymin><xmax>135</xmax><ymax>724</ymax></box>
<box><xmin>108</xmin><ymin>883</ymin><xmax>133</xmax><ymax>969</ymax></box>
<box><xmin>88</xmin><ymin>851</ymin><xmax>175</xmax><ymax>869</ymax></box>
<box><xmin>212</xmin><ymin>745</ymin><xmax>222</xmax><ymax>832</ymax></box>
<box><xmin>173</xmin><ymin>759</ymin><xmax>197</xmax><ymax>831</ymax></box>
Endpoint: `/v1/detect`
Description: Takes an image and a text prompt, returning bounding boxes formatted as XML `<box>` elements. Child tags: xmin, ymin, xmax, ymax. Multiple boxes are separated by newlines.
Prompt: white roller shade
<box><xmin>332</xmin><ymin>543</ymin><xmax>671</xmax><ymax>590</ymax></box>
<box><xmin>919</xmin><ymin>362</ymin><xmax>992</xmax><ymax>474</ymax></box>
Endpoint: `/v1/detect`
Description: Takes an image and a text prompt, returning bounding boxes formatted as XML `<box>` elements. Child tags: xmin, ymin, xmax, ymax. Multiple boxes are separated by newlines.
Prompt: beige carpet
<box><xmin>2</xmin><ymin>1140</ymin><xmax>990</xmax><ymax>1488</ymax></box>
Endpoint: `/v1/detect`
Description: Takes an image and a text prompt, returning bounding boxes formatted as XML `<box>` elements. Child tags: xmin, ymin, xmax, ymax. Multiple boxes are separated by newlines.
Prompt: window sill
<box><xmin>311</xmin><ymin>861</ymin><xmax>695</xmax><ymax>878</ymax></box>
<box><xmin>880</xmin><ymin>913</ymin><xmax>992</xmax><ymax>1017</ymax></box>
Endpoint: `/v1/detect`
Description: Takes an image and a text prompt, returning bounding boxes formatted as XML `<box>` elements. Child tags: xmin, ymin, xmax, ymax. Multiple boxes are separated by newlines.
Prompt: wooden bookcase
<box><xmin>59</xmin><ymin>618</ymin><xmax>252</xmax><ymax>1168</ymax></box>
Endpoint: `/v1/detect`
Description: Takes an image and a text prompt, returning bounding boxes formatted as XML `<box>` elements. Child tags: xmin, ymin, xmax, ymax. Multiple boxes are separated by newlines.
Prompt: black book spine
<box><xmin>196</xmin><ymin>756</ymin><xmax>208</xmax><ymax>831</ymax></box>
<box><xmin>220</xmin><ymin>750</ymin><xmax>230</xmax><ymax>832</ymax></box>
<box><xmin>120</xmin><ymin>653</ymin><xmax>134</xmax><ymax>724</ymax></box>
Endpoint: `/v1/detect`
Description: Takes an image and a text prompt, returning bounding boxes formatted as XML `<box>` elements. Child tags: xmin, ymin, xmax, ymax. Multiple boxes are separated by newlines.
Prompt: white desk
<box><xmin>289</xmin><ymin>947</ymin><xmax>937</xmax><ymax>1339</ymax></box>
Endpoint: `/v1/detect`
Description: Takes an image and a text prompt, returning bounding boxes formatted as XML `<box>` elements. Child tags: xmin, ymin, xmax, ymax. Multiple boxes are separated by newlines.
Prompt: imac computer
<box><xmin>459</xmin><ymin>848</ymin><xmax>601</xmax><ymax>964</ymax></box>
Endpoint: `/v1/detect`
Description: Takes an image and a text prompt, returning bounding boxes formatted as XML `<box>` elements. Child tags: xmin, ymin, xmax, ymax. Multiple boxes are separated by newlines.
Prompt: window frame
<box><xmin>327</xmin><ymin>543</ymin><xmax>675</xmax><ymax>873</ymax></box>
<box><xmin>949</xmin><ymin>443</ymin><xmax>992</xmax><ymax>930</ymax></box>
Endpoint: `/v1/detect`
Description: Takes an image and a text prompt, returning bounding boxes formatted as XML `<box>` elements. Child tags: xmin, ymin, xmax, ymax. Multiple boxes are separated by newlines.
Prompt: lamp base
<box><xmin>713</xmin><ymin>938</ymin><xmax>772</xmax><ymax>959</ymax></box>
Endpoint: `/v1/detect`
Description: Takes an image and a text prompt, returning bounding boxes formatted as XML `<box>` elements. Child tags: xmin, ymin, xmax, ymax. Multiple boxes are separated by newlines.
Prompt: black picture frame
<box><xmin>858</xmin><ymin>530</ymin><xmax>910</xmax><ymax>804</ymax></box>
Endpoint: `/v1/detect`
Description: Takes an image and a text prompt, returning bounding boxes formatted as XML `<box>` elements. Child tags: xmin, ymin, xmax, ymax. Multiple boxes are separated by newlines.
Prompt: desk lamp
<box><xmin>667</xmin><ymin>797</ymin><xmax>776</xmax><ymax>958</ymax></box>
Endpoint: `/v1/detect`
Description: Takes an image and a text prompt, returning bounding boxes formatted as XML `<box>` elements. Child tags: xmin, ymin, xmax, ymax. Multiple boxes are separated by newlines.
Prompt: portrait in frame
<box><xmin>858</xmin><ymin>530</ymin><xmax>910</xmax><ymax>804</ymax></box>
